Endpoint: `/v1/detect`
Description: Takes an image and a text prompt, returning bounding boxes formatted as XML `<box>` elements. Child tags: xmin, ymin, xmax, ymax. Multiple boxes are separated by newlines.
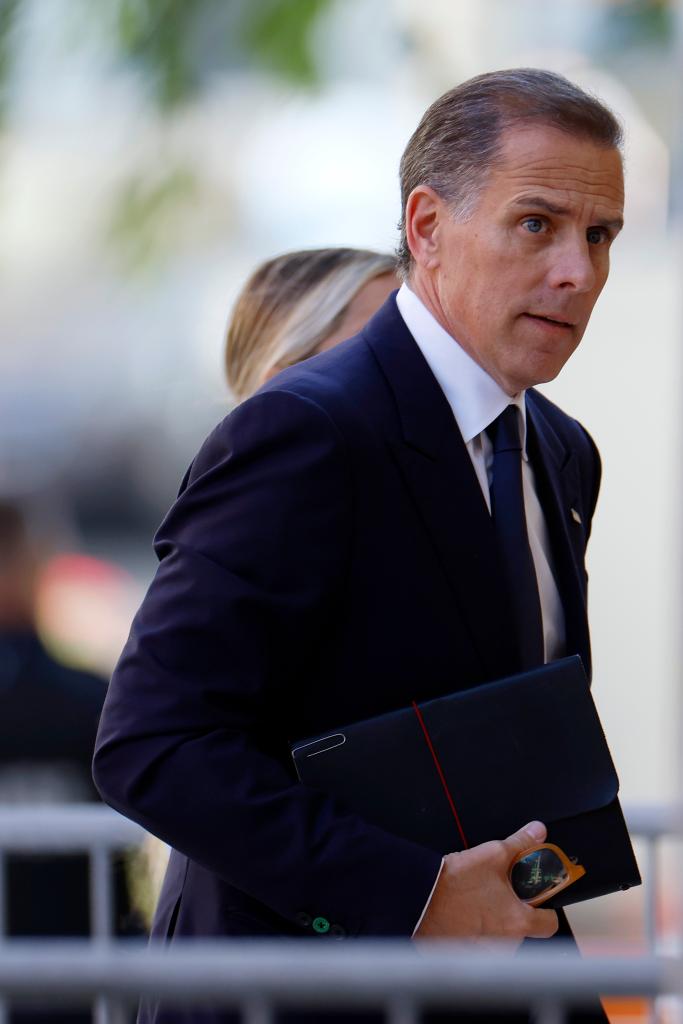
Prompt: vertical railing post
<box><xmin>675</xmin><ymin>1</ymin><xmax>683</xmax><ymax>1019</ymax></box>
<box><xmin>533</xmin><ymin>1000</ymin><xmax>565</xmax><ymax>1024</ymax></box>
<box><xmin>243</xmin><ymin>996</ymin><xmax>274</xmax><ymax>1024</ymax></box>
<box><xmin>90</xmin><ymin>843</ymin><xmax>115</xmax><ymax>1024</ymax></box>
<box><xmin>0</xmin><ymin>849</ymin><xmax>8</xmax><ymax>1024</ymax></box>
<box><xmin>643</xmin><ymin>837</ymin><xmax>659</xmax><ymax>954</ymax></box>
<box><xmin>90</xmin><ymin>843</ymin><xmax>113</xmax><ymax>941</ymax></box>
<box><xmin>387</xmin><ymin>996</ymin><xmax>418</xmax><ymax>1024</ymax></box>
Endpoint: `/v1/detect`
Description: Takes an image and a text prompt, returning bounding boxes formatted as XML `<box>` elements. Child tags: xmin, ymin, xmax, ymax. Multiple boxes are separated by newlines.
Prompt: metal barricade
<box><xmin>0</xmin><ymin>803</ymin><xmax>680</xmax><ymax>1023</ymax></box>
<box><xmin>0</xmin><ymin>805</ymin><xmax>144</xmax><ymax>1024</ymax></box>
<box><xmin>0</xmin><ymin>941</ymin><xmax>678</xmax><ymax>1024</ymax></box>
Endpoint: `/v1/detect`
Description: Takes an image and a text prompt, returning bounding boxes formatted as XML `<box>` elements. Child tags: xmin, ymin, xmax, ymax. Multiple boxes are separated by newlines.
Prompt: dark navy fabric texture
<box><xmin>93</xmin><ymin>294</ymin><xmax>602</xmax><ymax>1024</ymax></box>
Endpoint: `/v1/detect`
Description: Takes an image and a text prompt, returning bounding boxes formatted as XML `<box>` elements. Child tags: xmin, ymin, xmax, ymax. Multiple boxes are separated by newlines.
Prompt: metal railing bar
<box><xmin>533</xmin><ymin>1002</ymin><xmax>564</xmax><ymax>1024</ymax></box>
<box><xmin>94</xmin><ymin>994</ymin><xmax>109</xmax><ymax>1024</ymax></box>
<box><xmin>644</xmin><ymin>837</ymin><xmax>659</xmax><ymax>953</ymax></box>
<box><xmin>625</xmin><ymin>805</ymin><xmax>683</xmax><ymax>840</ymax></box>
<box><xmin>90</xmin><ymin>846</ymin><xmax>113</xmax><ymax>941</ymax></box>
<box><xmin>0</xmin><ymin>803</ymin><xmax>677</xmax><ymax>853</ymax></box>
<box><xmin>111</xmin><ymin>1001</ymin><xmax>130</xmax><ymax>1024</ymax></box>
<box><xmin>94</xmin><ymin>995</ymin><xmax>130</xmax><ymax>1024</ymax></box>
<box><xmin>0</xmin><ymin>806</ymin><xmax>144</xmax><ymax>851</ymax></box>
<box><xmin>0</xmin><ymin>801</ymin><xmax>676</xmax><ymax>882</ymax></box>
<box><xmin>387</xmin><ymin>996</ymin><xmax>418</xmax><ymax>1024</ymax></box>
<box><xmin>242</xmin><ymin>995</ymin><xmax>274</xmax><ymax>1024</ymax></box>
<box><xmin>0</xmin><ymin>850</ymin><xmax>7</xmax><ymax>1024</ymax></box>
<box><xmin>0</xmin><ymin>943</ymin><xmax>676</xmax><ymax>1005</ymax></box>
<box><xmin>0</xmin><ymin>850</ymin><xmax>6</xmax><ymax>940</ymax></box>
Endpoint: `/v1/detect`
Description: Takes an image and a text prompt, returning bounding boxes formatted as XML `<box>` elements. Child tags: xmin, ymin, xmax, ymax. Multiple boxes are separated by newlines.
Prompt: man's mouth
<box><xmin>523</xmin><ymin>312</ymin><xmax>575</xmax><ymax>329</ymax></box>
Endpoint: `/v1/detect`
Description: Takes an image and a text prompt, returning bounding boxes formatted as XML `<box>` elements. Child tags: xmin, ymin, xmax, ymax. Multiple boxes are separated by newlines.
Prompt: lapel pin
<box><xmin>571</xmin><ymin>507</ymin><xmax>582</xmax><ymax>525</ymax></box>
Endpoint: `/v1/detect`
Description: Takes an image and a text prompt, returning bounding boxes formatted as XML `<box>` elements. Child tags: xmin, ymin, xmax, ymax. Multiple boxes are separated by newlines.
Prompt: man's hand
<box><xmin>413</xmin><ymin>821</ymin><xmax>558</xmax><ymax>949</ymax></box>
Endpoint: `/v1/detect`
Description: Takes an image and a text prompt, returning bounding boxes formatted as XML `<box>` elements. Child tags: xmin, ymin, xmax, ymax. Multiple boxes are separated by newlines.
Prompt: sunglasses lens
<box><xmin>510</xmin><ymin>848</ymin><xmax>568</xmax><ymax>901</ymax></box>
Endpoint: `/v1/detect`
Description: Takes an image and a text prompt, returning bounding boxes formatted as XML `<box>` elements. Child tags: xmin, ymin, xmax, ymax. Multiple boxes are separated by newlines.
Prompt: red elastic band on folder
<box><xmin>411</xmin><ymin>701</ymin><xmax>469</xmax><ymax>850</ymax></box>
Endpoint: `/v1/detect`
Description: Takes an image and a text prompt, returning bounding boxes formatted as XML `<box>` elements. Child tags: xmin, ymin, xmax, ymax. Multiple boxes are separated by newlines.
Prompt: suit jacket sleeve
<box><xmin>93</xmin><ymin>388</ymin><xmax>442</xmax><ymax>937</ymax></box>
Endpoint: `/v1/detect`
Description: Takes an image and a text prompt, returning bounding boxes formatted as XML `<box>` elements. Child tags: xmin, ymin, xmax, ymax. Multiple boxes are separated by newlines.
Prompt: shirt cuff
<box><xmin>412</xmin><ymin>857</ymin><xmax>445</xmax><ymax>936</ymax></box>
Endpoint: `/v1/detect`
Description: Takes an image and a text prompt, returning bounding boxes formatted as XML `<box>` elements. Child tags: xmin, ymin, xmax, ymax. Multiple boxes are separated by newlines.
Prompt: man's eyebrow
<box><xmin>510</xmin><ymin>195</ymin><xmax>624</xmax><ymax>232</ymax></box>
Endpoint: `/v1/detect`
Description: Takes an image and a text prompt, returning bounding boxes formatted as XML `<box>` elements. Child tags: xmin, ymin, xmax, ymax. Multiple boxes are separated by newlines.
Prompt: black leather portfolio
<box><xmin>292</xmin><ymin>656</ymin><xmax>640</xmax><ymax>907</ymax></box>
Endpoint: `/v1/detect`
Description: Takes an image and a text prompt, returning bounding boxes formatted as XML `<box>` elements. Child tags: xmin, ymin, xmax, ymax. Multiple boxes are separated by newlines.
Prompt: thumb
<box><xmin>503</xmin><ymin>820</ymin><xmax>547</xmax><ymax>858</ymax></box>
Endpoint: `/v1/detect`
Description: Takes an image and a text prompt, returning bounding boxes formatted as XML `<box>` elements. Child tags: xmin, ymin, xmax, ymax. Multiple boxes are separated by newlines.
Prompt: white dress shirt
<box><xmin>395</xmin><ymin>283</ymin><xmax>566</xmax><ymax>664</ymax></box>
<box><xmin>395</xmin><ymin>283</ymin><xmax>567</xmax><ymax>935</ymax></box>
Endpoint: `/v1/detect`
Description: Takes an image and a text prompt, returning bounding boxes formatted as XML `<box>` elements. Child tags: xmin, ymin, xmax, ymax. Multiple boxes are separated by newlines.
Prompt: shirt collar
<box><xmin>395</xmin><ymin>283</ymin><xmax>528</xmax><ymax>458</ymax></box>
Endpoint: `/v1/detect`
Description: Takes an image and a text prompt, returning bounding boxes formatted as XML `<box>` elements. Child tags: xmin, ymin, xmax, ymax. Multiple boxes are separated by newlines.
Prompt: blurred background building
<box><xmin>0</xmin><ymin>0</ymin><xmax>680</xmax><ymax>970</ymax></box>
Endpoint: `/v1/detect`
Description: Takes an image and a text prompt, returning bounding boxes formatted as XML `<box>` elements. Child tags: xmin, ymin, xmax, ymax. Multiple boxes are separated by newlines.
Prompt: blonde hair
<box><xmin>225</xmin><ymin>248</ymin><xmax>396</xmax><ymax>401</ymax></box>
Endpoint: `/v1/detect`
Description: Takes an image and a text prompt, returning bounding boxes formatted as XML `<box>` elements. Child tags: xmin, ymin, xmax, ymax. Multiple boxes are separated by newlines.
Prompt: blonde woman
<box><xmin>225</xmin><ymin>247</ymin><xmax>397</xmax><ymax>401</ymax></box>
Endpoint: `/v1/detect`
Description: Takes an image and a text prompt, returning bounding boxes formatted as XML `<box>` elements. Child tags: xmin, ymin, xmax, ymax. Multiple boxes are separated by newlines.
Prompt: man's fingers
<box><xmin>503</xmin><ymin>820</ymin><xmax>547</xmax><ymax>858</ymax></box>
<box><xmin>524</xmin><ymin>906</ymin><xmax>559</xmax><ymax>939</ymax></box>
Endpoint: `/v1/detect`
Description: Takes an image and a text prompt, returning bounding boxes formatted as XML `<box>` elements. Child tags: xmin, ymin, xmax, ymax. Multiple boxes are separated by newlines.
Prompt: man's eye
<box><xmin>587</xmin><ymin>227</ymin><xmax>608</xmax><ymax>245</ymax></box>
<box><xmin>522</xmin><ymin>218</ymin><xmax>544</xmax><ymax>234</ymax></box>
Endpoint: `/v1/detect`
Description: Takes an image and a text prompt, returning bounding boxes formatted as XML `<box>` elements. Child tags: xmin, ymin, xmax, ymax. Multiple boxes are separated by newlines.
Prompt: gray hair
<box><xmin>397</xmin><ymin>68</ymin><xmax>623</xmax><ymax>278</ymax></box>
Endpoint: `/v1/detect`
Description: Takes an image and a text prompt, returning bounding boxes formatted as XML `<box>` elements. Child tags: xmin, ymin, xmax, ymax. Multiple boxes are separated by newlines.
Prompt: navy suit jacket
<box><xmin>93</xmin><ymin>294</ymin><xmax>601</xmax><ymax>953</ymax></box>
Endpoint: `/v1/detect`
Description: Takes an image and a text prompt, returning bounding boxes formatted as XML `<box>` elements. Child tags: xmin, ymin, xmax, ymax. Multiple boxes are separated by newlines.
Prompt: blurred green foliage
<box><xmin>0</xmin><ymin>0</ymin><xmax>674</xmax><ymax>271</ymax></box>
<box><xmin>0</xmin><ymin>0</ymin><xmax>334</xmax><ymax>119</ymax></box>
<box><xmin>111</xmin><ymin>0</ymin><xmax>332</xmax><ymax>108</ymax></box>
<box><xmin>0</xmin><ymin>0</ymin><xmax>20</xmax><ymax>122</ymax></box>
<box><xmin>0</xmin><ymin>0</ymin><xmax>675</xmax><ymax>121</ymax></box>
<box><xmin>242</xmin><ymin>0</ymin><xmax>331</xmax><ymax>87</ymax></box>
<box><xmin>107</xmin><ymin>165</ymin><xmax>200</xmax><ymax>270</ymax></box>
<box><xmin>600</xmin><ymin>0</ymin><xmax>672</xmax><ymax>49</ymax></box>
<box><xmin>0</xmin><ymin>0</ymin><xmax>335</xmax><ymax>269</ymax></box>
<box><xmin>114</xmin><ymin>0</ymin><xmax>200</xmax><ymax>109</ymax></box>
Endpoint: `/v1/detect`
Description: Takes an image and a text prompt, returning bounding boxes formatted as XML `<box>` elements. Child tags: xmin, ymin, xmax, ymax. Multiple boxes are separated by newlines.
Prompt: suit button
<box><xmin>329</xmin><ymin>924</ymin><xmax>346</xmax><ymax>940</ymax></box>
<box><xmin>312</xmin><ymin>916</ymin><xmax>330</xmax><ymax>934</ymax></box>
<box><xmin>295</xmin><ymin>913</ymin><xmax>312</xmax><ymax>929</ymax></box>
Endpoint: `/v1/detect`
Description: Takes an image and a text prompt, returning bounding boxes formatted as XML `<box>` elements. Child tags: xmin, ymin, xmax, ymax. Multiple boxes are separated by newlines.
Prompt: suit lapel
<box><xmin>363</xmin><ymin>298</ymin><xmax>519</xmax><ymax>681</ymax></box>
<box><xmin>526</xmin><ymin>391</ymin><xmax>591</xmax><ymax>675</ymax></box>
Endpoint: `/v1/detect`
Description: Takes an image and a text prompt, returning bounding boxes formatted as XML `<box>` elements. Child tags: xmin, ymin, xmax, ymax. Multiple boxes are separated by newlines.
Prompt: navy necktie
<box><xmin>486</xmin><ymin>405</ymin><xmax>544</xmax><ymax>670</ymax></box>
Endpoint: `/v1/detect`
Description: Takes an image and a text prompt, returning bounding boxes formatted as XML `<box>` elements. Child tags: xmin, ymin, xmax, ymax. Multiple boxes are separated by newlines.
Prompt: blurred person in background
<box><xmin>94</xmin><ymin>68</ymin><xmax>624</xmax><ymax>1024</ymax></box>
<box><xmin>0</xmin><ymin>502</ymin><xmax>141</xmax><ymax>1023</ymax></box>
<box><xmin>225</xmin><ymin>247</ymin><xmax>398</xmax><ymax>401</ymax></box>
<box><xmin>0</xmin><ymin>503</ymin><xmax>105</xmax><ymax>809</ymax></box>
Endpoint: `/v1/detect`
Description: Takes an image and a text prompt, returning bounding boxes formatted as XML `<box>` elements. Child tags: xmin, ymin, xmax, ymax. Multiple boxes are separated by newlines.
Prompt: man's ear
<box><xmin>405</xmin><ymin>185</ymin><xmax>444</xmax><ymax>270</ymax></box>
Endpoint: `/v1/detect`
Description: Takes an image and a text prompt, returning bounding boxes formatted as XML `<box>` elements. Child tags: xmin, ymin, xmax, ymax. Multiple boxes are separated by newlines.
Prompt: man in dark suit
<box><xmin>93</xmin><ymin>68</ymin><xmax>625</xmax><ymax>1022</ymax></box>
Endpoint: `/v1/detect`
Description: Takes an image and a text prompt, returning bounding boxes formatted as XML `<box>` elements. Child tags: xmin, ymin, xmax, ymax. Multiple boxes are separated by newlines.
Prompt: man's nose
<box><xmin>547</xmin><ymin>238</ymin><xmax>596</xmax><ymax>293</ymax></box>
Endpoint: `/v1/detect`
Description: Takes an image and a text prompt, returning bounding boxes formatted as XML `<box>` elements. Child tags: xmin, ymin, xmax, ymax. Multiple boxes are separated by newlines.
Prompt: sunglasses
<box><xmin>509</xmin><ymin>843</ymin><xmax>586</xmax><ymax>907</ymax></box>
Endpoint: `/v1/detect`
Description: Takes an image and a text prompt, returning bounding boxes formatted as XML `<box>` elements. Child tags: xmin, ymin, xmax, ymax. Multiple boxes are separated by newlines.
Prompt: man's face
<box><xmin>427</xmin><ymin>125</ymin><xmax>624</xmax><ymax>395</ymax></box>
